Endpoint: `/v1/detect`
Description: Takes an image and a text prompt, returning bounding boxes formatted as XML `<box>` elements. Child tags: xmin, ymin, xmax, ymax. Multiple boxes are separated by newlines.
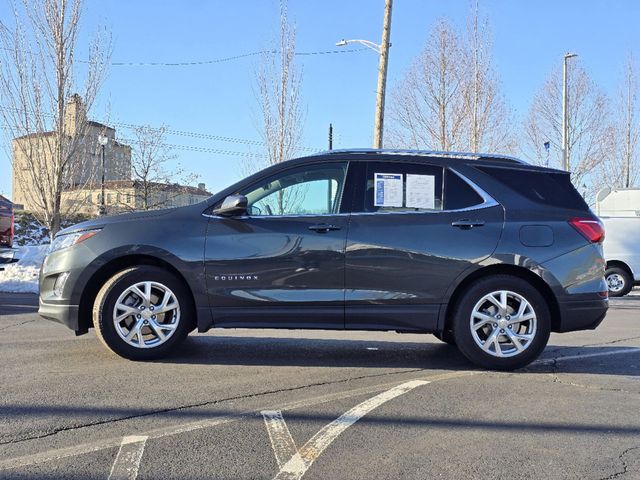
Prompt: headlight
<box><xmin>49</xmin><ymin>229</ymin><xmax>101</xmax><ymax>253</ymax></box>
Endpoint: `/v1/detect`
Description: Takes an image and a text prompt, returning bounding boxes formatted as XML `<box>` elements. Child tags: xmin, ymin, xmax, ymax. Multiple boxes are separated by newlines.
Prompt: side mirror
<box><xmin>212</xmin><ymin>194</ymin><xmax>248</xmax><ymax>217</ymax></box>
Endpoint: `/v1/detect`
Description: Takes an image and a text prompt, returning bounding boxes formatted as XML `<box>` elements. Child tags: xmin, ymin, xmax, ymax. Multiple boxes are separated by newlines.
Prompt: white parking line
<box><xmin>271</xmin><ymin>380</ymin><xmax>429</xmax><ymax>480</ymax></box>
<box><xmin>108</xmin><ymin>436</ymin><xmax>147</xmax><ymax>480</ymax></box>
<box><xmin>537</xmin><ymin>347</ymin><xmax>640</xmax><ymax>364</ymax></box>
<box><xmin>0</xmin><ymin>372</ymin><xmax>469</xmax><ymax>472</ymax></box>
<box><xmin>261</xmin><ymin>411</ymin><xmax>298</xmax><ymax>469</ymax></box>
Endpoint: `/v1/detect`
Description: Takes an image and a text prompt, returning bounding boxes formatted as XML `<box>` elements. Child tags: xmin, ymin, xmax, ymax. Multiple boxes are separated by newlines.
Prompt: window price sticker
<box><xmin>406</xmin><ymin>174</ymin><xmax>435</xmax><ymax>209</ymax></box>
<box><xmin>374</xmin><ymin>173</ymin><xmax>403</xmax><ymax>207</ymax></box>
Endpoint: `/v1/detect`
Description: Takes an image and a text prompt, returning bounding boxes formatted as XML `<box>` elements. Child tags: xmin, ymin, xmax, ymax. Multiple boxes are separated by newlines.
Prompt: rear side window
<box><xmin>362</xmin><ymin>162</ymin><xmax>443</xmax><ymax>212</ymax></box>
<box><xmin>477</xmin><ymin>166</ymin><xmax>589</xmax><ymax>210</ymax></box>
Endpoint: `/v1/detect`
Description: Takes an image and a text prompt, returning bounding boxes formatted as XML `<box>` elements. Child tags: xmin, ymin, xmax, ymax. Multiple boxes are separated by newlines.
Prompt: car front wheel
<box><xmin>93</xmin><ymin>266</ymin><xmax>193</xmax><ymax>360</ymax></box>
<box><xmin>452</xmin><ymin>275</ymin><xmax>551</xmax><ymax>371</ymax></box>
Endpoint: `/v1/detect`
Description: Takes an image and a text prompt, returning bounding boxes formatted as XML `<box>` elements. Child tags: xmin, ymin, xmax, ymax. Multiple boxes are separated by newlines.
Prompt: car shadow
<box><xmin>159</xmin><ymin>334</ymin><xmax>640</xmax><ymax>377</ymax></box>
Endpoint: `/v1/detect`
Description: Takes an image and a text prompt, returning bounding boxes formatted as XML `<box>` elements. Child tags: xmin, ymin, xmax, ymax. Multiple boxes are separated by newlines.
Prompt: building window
<box><xmin>107</xmin><ymin>193</ymin><xmax>112</xmax><ymax>203</ymax></box>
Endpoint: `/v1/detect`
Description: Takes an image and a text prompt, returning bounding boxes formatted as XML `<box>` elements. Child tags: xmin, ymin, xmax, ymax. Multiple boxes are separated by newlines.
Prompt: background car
<box><xmin>0</xmin><ymin>194</ymin><xmax>14</xmax><ymax>250</ymax></box>
<box><xmin>602</xmin><ymin>216</ymin><xmax>640</xmax><ymax>297</ymax></box>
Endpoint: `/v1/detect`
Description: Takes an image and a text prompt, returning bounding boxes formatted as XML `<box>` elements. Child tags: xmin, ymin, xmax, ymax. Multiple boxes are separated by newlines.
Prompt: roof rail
<box><xmin>311</xmin><ymin>148</ymin><xmax>526</xmax><ymax>164</ymax></box>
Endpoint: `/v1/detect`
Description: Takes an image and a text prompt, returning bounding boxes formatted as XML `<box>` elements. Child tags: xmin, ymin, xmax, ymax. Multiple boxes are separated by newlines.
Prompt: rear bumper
<box><xmin>556</xmin><ymin>295</ymin><xmax>608</xmax><ymax>332</ymax></box>
<box><xmin>39</xmin><ymin>299</ymin><xmax>82</xmax><ymax>332</ymax></box>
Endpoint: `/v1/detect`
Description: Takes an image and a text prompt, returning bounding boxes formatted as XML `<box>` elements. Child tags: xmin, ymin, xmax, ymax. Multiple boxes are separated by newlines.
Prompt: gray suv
<box><xmin>39</xmin><ymin>150</ymin><xmax>608</xmax><ymax>370</ymax></box>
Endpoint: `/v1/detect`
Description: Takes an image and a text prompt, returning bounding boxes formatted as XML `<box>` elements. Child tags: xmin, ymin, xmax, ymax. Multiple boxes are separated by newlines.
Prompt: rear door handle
<box><xmin>308</xmin><ymin>224</ymin><xmax>342</xmax><ymax>233</ymax></box>
<box><xmin>451</xmin><ymin>219</ymin><xmax>485</xmax><ymax>229</ymax></box>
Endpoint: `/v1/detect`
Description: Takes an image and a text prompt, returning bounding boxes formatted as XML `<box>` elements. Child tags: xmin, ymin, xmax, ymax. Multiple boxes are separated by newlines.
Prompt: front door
<box><xmin>345</xmin><ymin>161</ymin><xmax>504</xmax><ymax>331</ymax></box>
<box><xmin>204</xmin><ymin>161</ymin><xmax>350</xmax><ymax>329</ymax></box>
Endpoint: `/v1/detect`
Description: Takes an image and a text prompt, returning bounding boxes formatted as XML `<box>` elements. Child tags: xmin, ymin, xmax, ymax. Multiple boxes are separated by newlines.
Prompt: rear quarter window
<box><xmin>477</xmin><ymin>166</ymin><xmax>589</xmax><ymax>210</ymax></box>
<box><xmin>444</xmin><ymin>170</ymin><xmax>484</xmax><ymax>210</ymax></box>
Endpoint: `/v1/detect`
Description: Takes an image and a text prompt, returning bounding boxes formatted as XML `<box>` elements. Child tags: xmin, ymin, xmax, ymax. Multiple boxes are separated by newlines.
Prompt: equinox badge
<box><xmin>214</xmin><ymin>275</ymin><xmax>259</xmax><ymax>281</ymax></box>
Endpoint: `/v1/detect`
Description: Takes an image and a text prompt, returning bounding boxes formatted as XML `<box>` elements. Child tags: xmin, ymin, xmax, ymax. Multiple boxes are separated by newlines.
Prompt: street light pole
<box><xmin>336</xmin><ymin>0</ymin><xmax>393</xmax><ymax>149</ymax></box>
<box><xmin>562</xmin><ymin>52</ymin><xmax>578</xmax><ymax>172</ymax></box>
<box><xmin>98</xmin><ymin>135</ymin><xmax>108</xmax><ymax>216</ymax></box>
<box><xmin>373</xmin><ymin>0</ymin><xmax>393</xmax><ymax>149</ymax></box>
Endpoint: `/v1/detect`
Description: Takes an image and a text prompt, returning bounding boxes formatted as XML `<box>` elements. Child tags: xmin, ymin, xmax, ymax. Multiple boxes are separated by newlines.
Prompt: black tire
<box><xmin>434</xmin><ymin>329</ymin><xmax>456</xmax><ymax>346</ymax></box>
<box><xmin>605</xmin><ymin>266</ymin><xmax>633</xmax><ymax>297</ymax></box>
<box><xmin>452</xmin><ymin>275</ymin><xmax>551</xmax><ymax>371</ymax></box>
<box><xmin>93</xmin><ymin>266</ymin><xmax>194</xmax><ymax>360</ymax></box>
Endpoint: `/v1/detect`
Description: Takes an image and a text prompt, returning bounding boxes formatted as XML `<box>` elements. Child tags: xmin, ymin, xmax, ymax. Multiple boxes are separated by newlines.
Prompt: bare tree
<box><xmin>598</xmin><ymin>54</ymin><xmax>639</xmax><ymax>189</ymax></box>
<box><xmin>388</xmin><ymin>12</ymin><xmax>512</xmax><ymax>154</ymax></box>
<box><xmin>251</xmin><ymin>1</ymin><xmax>305</xmax><ymax>214</ymax></box>
<box><xmin>461</xmin><ymin>3</ymin><xmax>513</xmax><ymax>153</ymax></box>
<box><xmin>523</xmin><ymin>60</ymin><xmax>610</xmax><ymax>198</ymax></box>
<box><xmin>0</xmin><ymin>0</ymin><xmax>111</xmax><ymax>238</ymax></box>
<box><xmin>388</xmin><ymin>19</ymin><xmax>465</xmax><ymax>151</ymax></box>
<box><xmin>124</xmin><ymin>125</ymin><xmax>198</xmax><ymax>211</ymax></box>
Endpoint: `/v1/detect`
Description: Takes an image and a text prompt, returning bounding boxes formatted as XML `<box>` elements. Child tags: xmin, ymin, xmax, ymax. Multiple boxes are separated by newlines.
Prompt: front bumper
<box><xmin>38</xmin><ymin>299</ymin><xmax>82</xmax><ymax>332</ymax></box>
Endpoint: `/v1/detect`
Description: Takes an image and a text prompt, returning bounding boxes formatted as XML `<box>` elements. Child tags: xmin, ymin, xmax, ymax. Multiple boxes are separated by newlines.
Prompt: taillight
<box><xmin>568</xmin><ymin>218</ymin><xmax>605</xmax><ymax>243</ymax></box>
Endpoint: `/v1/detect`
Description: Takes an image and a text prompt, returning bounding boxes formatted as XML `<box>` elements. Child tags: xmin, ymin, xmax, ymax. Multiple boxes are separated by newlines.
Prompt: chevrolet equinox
<box><xmin>39</xmin><ymin>149</ymin><xmax>609</xmax><ymax>370</ymax></box>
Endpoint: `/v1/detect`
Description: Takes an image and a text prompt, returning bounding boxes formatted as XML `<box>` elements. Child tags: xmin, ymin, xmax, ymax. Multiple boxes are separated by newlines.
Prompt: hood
<box><xmin>57</xmin><ymin>208</ymin><xmax>176</xmax><ymax>236</ymax></box>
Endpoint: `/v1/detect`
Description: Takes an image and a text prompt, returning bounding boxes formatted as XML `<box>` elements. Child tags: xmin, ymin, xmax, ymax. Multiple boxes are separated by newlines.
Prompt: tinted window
<box><xmin>361</xmin><ymin>162</ymin><xmax>443</xmax><ymax>213</ymax></box>
<box><xmin>444</xmin><ymin>170</ymin><xmax>484</xmax><ymax>210</ymax></box>
<box><xmin>241</xmin><ymin>162</ymin><xmax>348</xmax><ymax>216</ymax></box>
<box><xmin>477</xmin><ymin>166</ymin><xmax>589</xmax><ymax>210</ymax></box>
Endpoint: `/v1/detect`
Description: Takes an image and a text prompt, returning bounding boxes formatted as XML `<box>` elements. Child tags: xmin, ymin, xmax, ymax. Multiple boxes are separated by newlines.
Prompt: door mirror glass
<box><xmin>212</xmin><ymin>194</ymin><xmax>248</xmax><ymax>217</ymax></box>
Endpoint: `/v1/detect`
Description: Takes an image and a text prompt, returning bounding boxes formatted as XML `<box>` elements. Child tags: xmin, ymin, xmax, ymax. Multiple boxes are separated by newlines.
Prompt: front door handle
<box><xmin>309</xmin><ymin>223</ymin><xmax>342</xmax><ymax>233</ymax></box>
<box><xmin>451</xmin><ymin>219</ymin><xmax>485</xmax><ymax>230</ymax></box>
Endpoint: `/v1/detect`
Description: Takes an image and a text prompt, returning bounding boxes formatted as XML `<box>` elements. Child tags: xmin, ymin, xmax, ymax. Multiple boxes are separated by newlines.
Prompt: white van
<box><xmin>601</xmin><ymin>217</ymin><xmax>640</xmax><ymax>296</ymax></box>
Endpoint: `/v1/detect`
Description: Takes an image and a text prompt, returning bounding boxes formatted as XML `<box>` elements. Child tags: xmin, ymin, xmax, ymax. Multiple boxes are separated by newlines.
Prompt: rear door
<box><xmin>345</xmin><ymin>161</ymin><xmax>504</xmax><ymax>331</ymax></box>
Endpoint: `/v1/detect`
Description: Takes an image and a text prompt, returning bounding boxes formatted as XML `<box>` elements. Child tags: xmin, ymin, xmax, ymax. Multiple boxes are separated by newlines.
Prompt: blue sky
<box><xmin>1</xmin><ymin>0</ymin><xmax>639</xmax><ymax>199</ymax></box>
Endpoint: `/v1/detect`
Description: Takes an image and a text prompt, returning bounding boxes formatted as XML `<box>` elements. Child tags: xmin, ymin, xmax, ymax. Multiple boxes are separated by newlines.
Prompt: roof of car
<box><xmin>293</xmin><ymin>148</ymin><xmax>570</xmax><ymax>174</ymax></box>
<box><xmin>302</xmin><ymin>148</ymin><xmax>527</xmax><ymax>165</ymax></box>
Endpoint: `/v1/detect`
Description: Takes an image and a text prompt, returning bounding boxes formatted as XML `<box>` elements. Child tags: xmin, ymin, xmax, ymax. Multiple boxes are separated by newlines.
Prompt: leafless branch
<box><xmin>0</xmin><ymin>0</ymin><xmax>111</xmax><ymax>238</ymax></box>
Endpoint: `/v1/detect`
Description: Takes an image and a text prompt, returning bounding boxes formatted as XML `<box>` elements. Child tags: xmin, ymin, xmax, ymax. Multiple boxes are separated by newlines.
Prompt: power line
<box><xmin>109</xmin><ymin>121</ymin><xmax>319</xmax><ymax>152</ymax></box>
<box><xmin>0</xmin><ymin>107</ymin><xmax>323</xmax><ymax>153</ymax></box>
<box><xmin>2</xmin><ymin>46</ymin><xmax>365</xmax><ymax>67</ymax></box>
<box><xmin>115</xmin><ymin>137</ymin><xmax>268</xmax><ymax>157</ymax></box>
<box><xmin>102</xmin><ymin>48</ymin><xmax>366</xmax><ymax>67</ymax></box>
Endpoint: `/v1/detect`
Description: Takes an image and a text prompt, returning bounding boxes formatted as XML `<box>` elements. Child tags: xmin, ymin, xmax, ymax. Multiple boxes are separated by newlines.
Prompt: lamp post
<box><xmin>562</xmin><ymin>52</ymin><xmax>578</xmax><ymax>172</ymax></box>
<box><xmin>97</xmin><ymin>134</ymin><xmax>108</xmax><ymax>216</ymax></box>
<box><xmin>336</xmin><ymin>0</ymin><xmax>393</xmax><ymax>149</ymax></box>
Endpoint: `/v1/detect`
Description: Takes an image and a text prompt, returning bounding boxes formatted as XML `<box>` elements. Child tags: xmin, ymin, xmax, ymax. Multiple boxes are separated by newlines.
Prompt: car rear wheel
<box><xmin>605</xmin><ymin>267</ymin><xmax>633</xmax><ymax>297</ymax></box>
<box><xmin>93</xmin><ymin>266</ymin><xmax>193</xmax><ymax>360</ymax></box>
<box><xmin>452</xmin><ymin>275</ymin><xmax>551</xmax><ymax>371</ymax></box>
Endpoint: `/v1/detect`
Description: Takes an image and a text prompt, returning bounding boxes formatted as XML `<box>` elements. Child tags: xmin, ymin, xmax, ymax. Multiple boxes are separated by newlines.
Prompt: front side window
<box><xmin>241</xmin><ymin>162</ymin><xmax>348</xmax><ymax>216</ymax></box>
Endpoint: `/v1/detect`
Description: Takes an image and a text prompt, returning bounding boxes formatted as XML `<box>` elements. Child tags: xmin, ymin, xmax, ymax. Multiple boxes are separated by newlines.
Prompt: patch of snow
<box><xmin>0</xmin><ymin>245</ymin><xmax>49</xmax><ymax>293</ymax></box>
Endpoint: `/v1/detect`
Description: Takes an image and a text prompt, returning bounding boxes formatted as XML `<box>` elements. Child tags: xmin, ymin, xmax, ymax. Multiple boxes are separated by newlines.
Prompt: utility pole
<box><xmin>98</xmin><ymin>135</ymin><xmax>108</xmax><ymax>216</ymax></box>
<box><xmin>328</xmin><ymin>123</ymin><xmax>333</xmax><ymax>150</ymax></box>
<box><xmin>373</xmin><ymin>0</ymin><xmax>393</xmax><ymax>149</ymax></box>
<box><xmin>625</xmin><ymin>71</ymin><xmax>632</xmax><ymax>188</ymax></box>
<box><xmin>562</xmin><ymin>52</ymin><xmax>578</xmax><ymax>172</ymax></box>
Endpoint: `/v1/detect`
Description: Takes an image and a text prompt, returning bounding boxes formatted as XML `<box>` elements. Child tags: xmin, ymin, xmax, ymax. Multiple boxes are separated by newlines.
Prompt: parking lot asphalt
<box><xmin>0</xmin><ymin>292</ymin><xmax>639</xmax><ymax>480</ymax></box>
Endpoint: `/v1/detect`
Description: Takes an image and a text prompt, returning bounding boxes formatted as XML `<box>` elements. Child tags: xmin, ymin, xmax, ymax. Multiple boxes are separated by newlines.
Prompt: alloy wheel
<box><xmin>469</xmin><ymin>290</ymin><xmax>537</xmax><ymax>358</ymax></box>
<box><xmin>112</xmin><ymin>281</ymin><xmax>181</xmax><ymax>349</ymax></box>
